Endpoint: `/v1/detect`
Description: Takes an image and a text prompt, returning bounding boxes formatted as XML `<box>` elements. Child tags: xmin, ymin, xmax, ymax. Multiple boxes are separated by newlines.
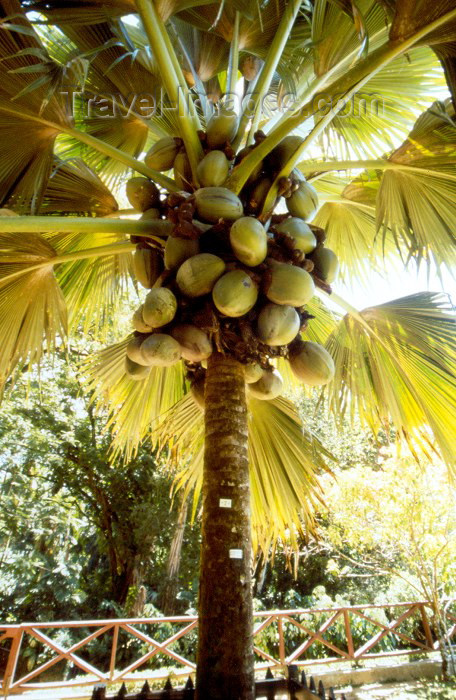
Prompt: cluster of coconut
<box><xmin>124</xmin><ymin>112</ymin><xmax>339</xmax><ymax>407</ymax></box>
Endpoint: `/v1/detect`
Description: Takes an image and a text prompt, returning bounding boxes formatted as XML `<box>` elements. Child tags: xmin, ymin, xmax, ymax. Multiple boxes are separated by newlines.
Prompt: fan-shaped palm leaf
<box><xmin>0</xmin><ymin>232</ymin><xmax>67</xmax><ymax>385</ymax></box>
<box><xmin>40</xmin><ymin>158</ymin><xmax>119</xmax><ymax>217</ymax></box>
<box><xmin>311</xmin><ymin>173</ymin><xmax>391</xmax><ymax>284</ymax></box>
<box><xmin>155</xmin><ymin>391</ymin><xmax>333</xmax><ymax>552</ymax></box>
<box><xmin>326</xmin><ymin>292</ymin><xmax>456</xmax><ymax>470</ymax></box>
<box><xmin>386</xmin><ymin>1</ymin><xmax>456</xmax><ymax>109</ymax></box>
<box><xmin>320</xmin><ymin>46</ymin><xmax>446</xmax><ymax>161</ymax></box>
<box><xmin>306</xmin><ymin>100</ymin><xmax>456</xmax><ymax>274</ymax></box>
<box><xmin>0</xmin><ymin>1</ymin><xmax>70</xmax><ymax>212</ymax></box>
<box><xmin>55</xmin><ymin>237</ymin><xmax>133</xmax><ymax>337</ymax></box>
<box><xmin>84</xmin><ymin>337</ymin><xmax>187</xmax><ymax>459</ymax></box>
<box><xmin>29</xmin><ymin>0</ymin><xmax>215</xmax><ymax>24</ymax></box>
<box><xmin>376</xmin><ymin>100</ymin><xmax>456</xmax><ymax>268</ymax></box>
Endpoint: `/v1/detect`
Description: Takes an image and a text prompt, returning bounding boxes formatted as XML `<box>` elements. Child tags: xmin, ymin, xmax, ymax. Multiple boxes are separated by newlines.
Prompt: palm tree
<box><xmin>0</xmin><ymin>1</ymin><xmax>456</xmax><ymax>697</ymax></box>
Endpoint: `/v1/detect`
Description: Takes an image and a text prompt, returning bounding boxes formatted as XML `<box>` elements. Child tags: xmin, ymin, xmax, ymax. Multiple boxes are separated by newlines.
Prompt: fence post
<box><xmin>2</xmin><ymin>629</ymin><xmax>23</xmax><ymax>697</ymax></box>
<box><xmin>420</xmin><ymin>604</ymin><xmax>435</xmax><ymax>649</ymax></box>
<box><xmin>278</xmin><ymin>617</ymin><xmax>285</xmax><ymax>666</ymax></box>
<box><xmin>318</xmin><ymin>679</ymin><xmax>325</xmax><ymax>699</ymax></box>
<box><xmin>109</xmin><ymin>625</ymin><xmax>119</xmax><ymax>680</ymax></box>
<box><xmin>183</xmin><ymin>676</ymin><xmax>194</xmax><ymax>699</ymax></box>
<box><xmin>287</xmin><ymin>665</ymin><xmax>301</xmax><ymax>700</ymax></box>
<box><xmin>343</xmin><ymin>609</ymin><xmax>354</xmax><ymax>659</ymax></box>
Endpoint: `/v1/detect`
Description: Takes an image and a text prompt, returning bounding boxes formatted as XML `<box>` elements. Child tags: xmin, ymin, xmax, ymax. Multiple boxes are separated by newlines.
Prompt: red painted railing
<box><xmin>1</xmin><ymin>601</ymin><xmax>454</xmax><ymax>696</ymax></box>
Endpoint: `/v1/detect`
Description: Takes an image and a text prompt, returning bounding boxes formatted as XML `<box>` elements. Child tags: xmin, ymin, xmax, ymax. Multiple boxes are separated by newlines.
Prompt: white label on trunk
<box><xmin>219</xmin><ymin>498</ymin><xmax>232</xmax><ymax>508</ymax></box>
<box><xmin>229</xmin><ymin>548</ymin><xmax>243</xmax><ymax>559</ymax></box>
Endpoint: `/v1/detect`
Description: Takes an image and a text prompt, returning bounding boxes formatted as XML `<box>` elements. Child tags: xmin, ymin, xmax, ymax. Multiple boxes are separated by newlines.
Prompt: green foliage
<box><xmin>323</xmin><ymin>452</ymin><xmax>456</xmax><ymax>602</ymax></box>
<box><xmin>0</xmin><ymin>355</ymin><xmax>200</xmax><ymax>623</ymax></box>
<box><xmin>319</xmin><ymin>449</ymin><xmax>456</xmax><ymax>672</ymax></box>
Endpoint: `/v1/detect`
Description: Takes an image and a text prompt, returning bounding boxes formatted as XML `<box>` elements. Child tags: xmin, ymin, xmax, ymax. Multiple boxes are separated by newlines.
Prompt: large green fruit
<box><xmin>212</xmin><ymin>270</ymin><xmax>258</xmax><ymax>317</ymax></box>
<box><xmin>289</xmin><ymin>340</ymin><xmax>335</xmax><ymax>385</ymax></box>
<box><xmin>142</xmin><ymin>288</ymin><xmax>177</xmax><ymax>327</ymax></box>
<box><xmin>248</xmin><ymin>368</ymin><xmax>283</xmax><ymax>400</ymax></box>
<box><xmin>265</xmin><ymin>261</ymin><xmax>315</xmax><ymax>306</ymax></box>
<box><xmin>194</xmin><ymin>187</ymin><xmax>243</xmax><ymax>223</ymax></box>
<box><xmin>240</xmin><ymin>55</ymin><xmax>261</xmax><ymax>81</ymax></box>
<box><xmin>132</xmin><ymin>305</ymin><xmax>152</xmax><ymax>333</ymax></box>
<box><xmin>140</xmin><ymin>208</ymin><xmax>161</xmax><ymax>220</ymax></box>
<box><xmin>266</xmin><ymin>135</ymin><xmax>303</xmax><ymax>172</ymax></box>
<box><xmin>229</xmin><ymin>217</ymin><xmax>268</xmax><ymax>266</ymax></box>
<box><xmin>140</xmin><ymin>333</ymin><xmax>181</xmax><ymax>366</ymax></box>
<box><xmin>126</xmin><ymin>336</ymin><xmax>149</xmax><ymax>366</ymax></box>
<box><xmin>275</xmin><ymin>217</ymin><xmax>317</xmax><ymax>253</ymax></box>
<box><xmin>145</xmin><ymin>136</ymin><xmax>180</xmax><ymax>171</ymax></box>
<box><xmin>125</xmin><ymin>356</ymin><xmax>151</xmax><ymax>381</ymax></box>
<box><xmin>206</xmin><ymin>110</ymin><xmax>238</xmax><ymax>148</ymax></box>
<box><xmin>170</xmin><ymin>324</ymin><xmax>212</xmax><ymax>362</ymax></box>
<box><xmin>132</xmin><ymin>247</ymin><xmax>163</xmax><ymax>288</ymax></box>
<box><xmin>176</xmin><ymin>253</ymin><xmax>226</xmax><ymax>297</ymax></box>
<box><xmin>257</xmin><ymin>303</ymin><xmax>300</xmax><ymax>346</ymax></box>
<box><xmin>197</xmin><ymin>150</ymin><xmax>230</xmax><ymax>187</ymax></box>
<box><xmin>174</xmin><ymin>151</ymin><xmax>193</xmax><ymax>192</ymax></box>
<box><xmin>164</xmin><ymin>237</ymin><xmax>199</xmax><ymax>270</ymax></box>
<box><xmin>236</xmin><ymin>145</ymin><xmax>262</xmax><ymax>184</ymax></box>
<box><xmin>126</xmin><ymin>177</ymin><xmax>160</xmax><ymax>212</ymax></box>
<box><xmin>310</xmin><ymin>247</ymin><xmax>339</xmax><ymax>283</ymax></box>
<box><xmin>244</xmin><ymin>362</ymin><xmax>263</xmax><ymax>384</ymax></box>
<box><xmin>190</xmin><ymin>376</ymin><xmax>205</xmax><ymax>411</ymax></box>
<box><xmin>247</xmin><ymin>177</ymin><xmax>272</xmax><ymax>214</ymax></box>
<box><xmin>286</xmin><ymin>181</ymin><xmax>319</xmax><ymax>220</ymax></box>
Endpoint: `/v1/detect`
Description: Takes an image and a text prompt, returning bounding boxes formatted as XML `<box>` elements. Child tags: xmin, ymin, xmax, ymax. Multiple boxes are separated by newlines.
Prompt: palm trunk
<box><xmin>196</xmin><ymin>353</ymin><xmax>254</xmax><ymax>700</ymax></box>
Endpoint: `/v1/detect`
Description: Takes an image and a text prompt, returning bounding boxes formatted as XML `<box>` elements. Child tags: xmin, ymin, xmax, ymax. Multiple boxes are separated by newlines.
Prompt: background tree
<box><xmin>0</xmin><ymin>1</ymin><xmax>456</xmax><ymax>697</ymax></box>
<box><xmin>321</xmin><ymin>452</ymin><xmax>456</xmax><ymax>678</ymax></box>
<box><xmin>0</xmin><ymin>357</ymin><xmax>200</xmax><ymax>620</ymax></box>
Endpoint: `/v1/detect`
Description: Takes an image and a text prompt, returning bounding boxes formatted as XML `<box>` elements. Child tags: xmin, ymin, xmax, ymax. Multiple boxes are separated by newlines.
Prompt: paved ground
<box><xmin>339</xmin><ymin>679</ymin><xmax>456</xmax><ymax>699</ymax></box>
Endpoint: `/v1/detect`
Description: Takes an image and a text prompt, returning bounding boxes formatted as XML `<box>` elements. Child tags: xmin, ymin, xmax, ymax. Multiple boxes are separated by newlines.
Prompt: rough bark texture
<box><xmin>196</xmin><ymin>353</ymin><xmax>254</xmax><ymax>700</ymax></box>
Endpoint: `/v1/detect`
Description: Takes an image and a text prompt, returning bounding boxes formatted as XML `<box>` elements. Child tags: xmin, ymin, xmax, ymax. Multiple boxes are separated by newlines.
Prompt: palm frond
<box><xmin>172</xmin><ymin>18</ymin><xmax>230</xmax><ymax>82</ymax></box>
<box><xmin>84</xmin><ymin>337</ymin><xmax>187</xmax><ymax>459</ymax></box>
<box><xmin>312</xmin><ymin>173</ymin><xmax>394</xmax><ymax>284</ymax></box>
<box><xmin>248</xmin><ymin>396</ymin><xmax>332</xmax><ymax>552</ymax></box>
<box><xmin>29</xmin><ymin>0</ymin><xmax>219</xmax><ymax>24</ymax></box>
<box><xmin>310</xmin><ymin>99</ymin><xmax>456</xmax><ymax>274</ymax></box>
<box><xmin>376</xmin><ymin>100</ymin><xmax>456</xmax><ymax>269</ymax></box>
<box><xmin>40</xmin><ymin>158</ymin><xmax>119</xmax><ymax>216</ymax></box>
<box><xmin>154</xmin><ymin>391</ymin><xmax>333</xmax><ymax>552</ymax></box>
<box><xmin>321</xmin><ymin>46</ymin><xmax>447</xmax><ymax>161</ymax></box>
<box><xmin>0</xmin><ymin>232</ymin><xmax>67</xmax><ymax>384</ymax></box>
<box><xmin>0</xmin><ymin>2</ymin><xmax>70</xmax><ymax>212</ymax></box>
<box><xmin>311</xmin><ymin>0</ymin><xmax>386</xmax><ymax>78</ymax></box>
<box><xmin>0</xmin><ymin>220</ymin><xmax>135</xmax><ymax>341</ymax></box>
<box><xmin>325</xmin><ymin>292</ymin><xmax>456</xmax><ymax>471</ymax></box>
<box><xmin>54</xmin><ymin>236</ymin><xmax>133</xmax><ymax>337</ymax></box>
<box><xmin>305</xmin><ymin>295</ymin><xmax>340</xmax><ymax>344</ymax></box>
<box><xmin>177</xmin><ymin>0</ymin><xmax>309</xmax><ymax>68</ymax></box>
<box><xmin>47</xmin><ymin>20</ymin><xmax>160</xmax><ymax>186</ymax></box>
<box><xmin>389</xmin><ymin>0</ymin><xmax>456</xmax><ymax>47</ymax></box>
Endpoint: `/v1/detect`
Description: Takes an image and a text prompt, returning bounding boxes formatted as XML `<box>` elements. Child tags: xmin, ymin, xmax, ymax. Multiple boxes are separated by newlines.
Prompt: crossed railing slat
<box><xmin>1</xmin><ymin>602</ymin><xmax>454</xmax><ymax>696</ymax></box>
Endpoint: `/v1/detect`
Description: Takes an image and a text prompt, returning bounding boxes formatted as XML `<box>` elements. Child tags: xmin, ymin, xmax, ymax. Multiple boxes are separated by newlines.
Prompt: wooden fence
<box><xmin>1</xmin><ymin>601</ymin><xmax>454</xmax><ymax>696</ymax></box>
